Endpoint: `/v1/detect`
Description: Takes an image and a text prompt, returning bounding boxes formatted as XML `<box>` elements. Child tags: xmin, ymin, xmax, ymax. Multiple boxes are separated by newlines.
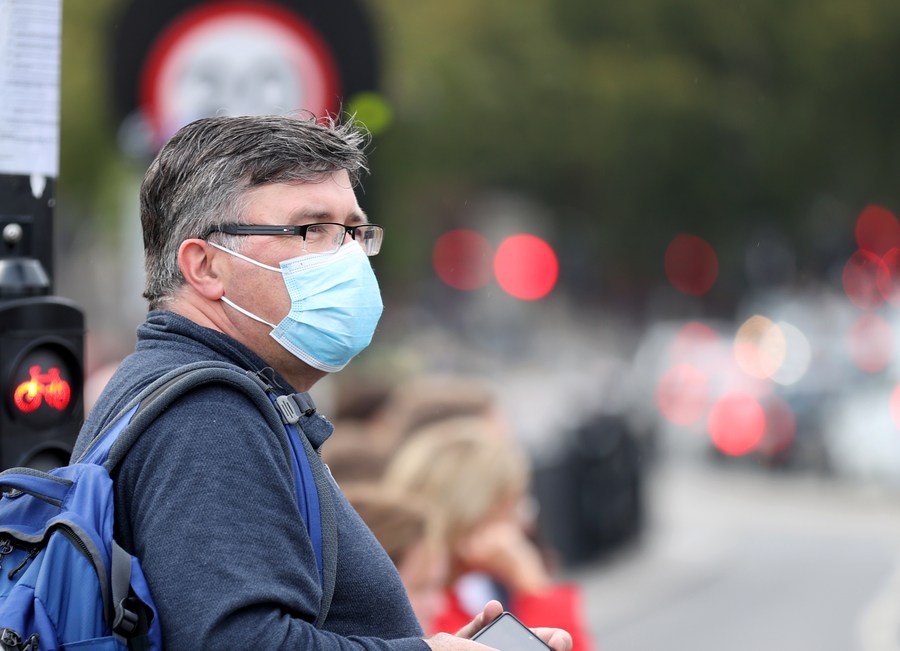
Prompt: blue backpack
<box><xmin>0</xmin><ymin>362</ymin><xmax>337</xmax><ymax>650</ymax></box>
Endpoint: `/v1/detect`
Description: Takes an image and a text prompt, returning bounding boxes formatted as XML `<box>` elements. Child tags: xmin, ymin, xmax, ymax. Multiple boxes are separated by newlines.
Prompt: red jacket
<box><xmin>432</xmin><ymin>577</ymin><xmax>596</xmax><ymax>651</ymax></box>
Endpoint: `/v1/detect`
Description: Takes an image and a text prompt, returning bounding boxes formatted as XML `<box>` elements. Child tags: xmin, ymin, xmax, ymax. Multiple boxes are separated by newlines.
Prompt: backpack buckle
<box><xmin>275</xmin><ymin>393</ymin><xmax>316</xmax><ymax>425</ymax></box>
<box><xmin>113</xmin><ymin>594</ymin><xmax>151</xmax><ymax>639</ymax></box>
<box><xmin>113</xmin><ymin>601</ymin><xmax>139</xmax><ymax>636</ymax></box>
<box><xmin>0</xmin><ymin>629</ymin><xmax>39</xmax><ymax>651</ymax></box>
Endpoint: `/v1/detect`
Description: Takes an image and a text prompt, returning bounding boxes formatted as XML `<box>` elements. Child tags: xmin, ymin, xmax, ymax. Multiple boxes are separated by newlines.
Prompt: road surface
<box><xmin>573</xmin><ymin>456</ymin><xmax>900</xmax><ymax>651</ymax></box>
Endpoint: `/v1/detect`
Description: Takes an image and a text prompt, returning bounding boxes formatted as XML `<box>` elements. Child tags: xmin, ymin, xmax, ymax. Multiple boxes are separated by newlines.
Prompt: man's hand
<box><xmin>453</xmin><ymin>599</ymin><xmax>504</xmax><ymax>638</ymax></box>
<box><xmin>424</xmin><ymin>600</ymin><xmax>573</xmax><ymax>651</ymax></box>
<box><xmin>531</xmin><ymin>626</ymin><xmax>575</xmax><ymax>651</ymax></box>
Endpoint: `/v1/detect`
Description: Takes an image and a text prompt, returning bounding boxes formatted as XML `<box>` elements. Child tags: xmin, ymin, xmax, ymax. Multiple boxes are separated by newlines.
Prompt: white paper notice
<box><xmin>0</xmin><ymin>0</ymin><xmax>61</xmax><ymax>177</ymax></box>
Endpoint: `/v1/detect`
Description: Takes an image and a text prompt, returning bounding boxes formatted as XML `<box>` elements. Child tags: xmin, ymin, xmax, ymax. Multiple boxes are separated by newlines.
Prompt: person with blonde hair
<box><xmin>383</xmin><ymin>417</ymin><xmax>596</xmax><ymax>651</ymax></box>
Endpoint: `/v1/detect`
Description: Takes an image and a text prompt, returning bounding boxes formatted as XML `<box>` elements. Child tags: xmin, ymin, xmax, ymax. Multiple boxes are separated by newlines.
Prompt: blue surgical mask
<box><xmin>210</xmin><ymin>240</ymin><xmax>384</xmax><ymax>372</ymax></box>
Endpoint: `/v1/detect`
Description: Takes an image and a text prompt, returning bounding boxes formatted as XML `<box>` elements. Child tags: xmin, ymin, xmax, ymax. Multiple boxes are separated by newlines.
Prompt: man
<box><xmin>74</xmin><ymin>115</ymin><xmax>573</xmax><ymax>650</ymax></box>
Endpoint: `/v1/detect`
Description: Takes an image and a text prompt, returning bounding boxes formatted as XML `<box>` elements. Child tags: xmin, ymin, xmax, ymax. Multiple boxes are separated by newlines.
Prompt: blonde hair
<box><xmin>382</xmin><ymin>417</ymin><xmax>529</xmax><ymax>548</ymax></box>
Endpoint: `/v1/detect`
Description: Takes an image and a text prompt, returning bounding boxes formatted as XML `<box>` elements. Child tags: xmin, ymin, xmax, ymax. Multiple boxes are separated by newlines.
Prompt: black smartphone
<box><xmin>472</xmin><ymin>611</ymin><xmax>553</xmax><ymax>651</ymax></box>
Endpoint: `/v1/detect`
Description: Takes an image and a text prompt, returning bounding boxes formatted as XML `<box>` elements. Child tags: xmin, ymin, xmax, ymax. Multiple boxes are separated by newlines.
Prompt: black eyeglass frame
<box><xmin>203</xmin><ymin>222</ymin><xmax>384</xmax><ymax>256</ymax></box>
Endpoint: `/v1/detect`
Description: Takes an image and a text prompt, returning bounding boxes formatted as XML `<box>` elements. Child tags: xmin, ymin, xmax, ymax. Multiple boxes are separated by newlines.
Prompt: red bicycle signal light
<box><xmin>0</xmin><ymin>296</ymin><xmax>85</xmax><ymax>471</ymax></box>
<box><xmin>6</xmin><ymin>343</ymin><xmax>80</xmax><ymax>430</ymax></box>
<box><xmin>13</xmin><ymin>365</ymin><xmax>72</xmax><ymax>414</ymax></box>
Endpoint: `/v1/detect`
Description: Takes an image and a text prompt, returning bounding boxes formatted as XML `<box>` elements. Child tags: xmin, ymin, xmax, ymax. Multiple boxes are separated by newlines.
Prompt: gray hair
<box><xmin>140</xmin><ymin>114</ymin><xmax>370</xmax><ymax>309</ymax></box>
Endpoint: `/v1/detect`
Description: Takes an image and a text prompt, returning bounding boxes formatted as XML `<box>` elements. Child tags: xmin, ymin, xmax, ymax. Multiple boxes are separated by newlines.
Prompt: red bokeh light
<box><xmin>432</xmin><ymin>229</ymin><xmax>493</xmax><ymax>291</ymax></box>
<box><xmin>890</xmin><ymin>384</ymin><xmax>900</xmax><ymax>430</ymax></box>
<box><xmin>708</xmin><ymin>392</ymin><xmax>766</xmax><ymax>457</ymax></box>
<box><xmin>656</xmin><ymin>363</ymin><xmax>710</xmax><ymax>426</ymax></box>
<box><xmin>493</xmin><ymin>234</ymin><xmax>558</xmax><ymax>301</ymax></box>
<box><xmin>848</xmin><ymin>313</ymin><xmax>893</xmax><ymax>374</ymax></box>
<box><xmin>671</xmin><ymin>321</ymin><xmax>720</xmax><ymax>363</ymax></box>
<box><xmin>842</xmin><ymin>249</ymin><xmax>887</xmax><ymax>310</ymax></box>
<box><xmin>855</xmin><ymin>205</ymin><xmax>900</xmax><ymax>256</ymax></box>
<box><xmin>876</xmin><ymin>247</ymin><xmax>900</xmax><ymax>306</ymax></box>
<box><xmin>664</xmin><ymin>234</ymin><xmax>718</xmax><ymax>297</ymax></box>
<box><xmin>669</xmin><ymin>321</ymin><xmax>743</xmax><ymax>391</ymax></box>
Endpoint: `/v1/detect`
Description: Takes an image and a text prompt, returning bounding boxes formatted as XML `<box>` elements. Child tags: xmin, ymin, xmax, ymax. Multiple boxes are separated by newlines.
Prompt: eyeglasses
<box><xmin>204</xmin><ymin>222</ymin><xmax>384</xmax><ymax>256</ymax></box>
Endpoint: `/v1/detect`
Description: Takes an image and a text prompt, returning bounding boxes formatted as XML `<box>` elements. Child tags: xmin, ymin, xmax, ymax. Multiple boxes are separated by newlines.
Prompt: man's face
<box><xmin>216</xmin><ymin>170</ymin><xmax>366</xmax><ymax>378</ymax></box>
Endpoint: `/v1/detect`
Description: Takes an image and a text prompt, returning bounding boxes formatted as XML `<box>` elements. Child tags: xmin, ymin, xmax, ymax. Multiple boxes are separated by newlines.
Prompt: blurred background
<box><xmin>47</xmin><ymin>0</ymin><xmax>900</xmax><ymax>648</ymax></box>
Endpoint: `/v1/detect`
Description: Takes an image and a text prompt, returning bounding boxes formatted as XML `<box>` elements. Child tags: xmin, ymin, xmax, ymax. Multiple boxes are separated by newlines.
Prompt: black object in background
<box><xmin>532</xmin><ymin>413</ymin><xmax>645</xmax><ymax>568</ymax></box>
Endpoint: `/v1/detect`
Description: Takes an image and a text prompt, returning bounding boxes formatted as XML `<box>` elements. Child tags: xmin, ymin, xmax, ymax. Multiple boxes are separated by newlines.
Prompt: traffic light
<box><xmin>0</xmin><ymin>295</ymin><xmax>84</xmax><ymax>471</ymax></box>
<box><xmin>0</xmin><ymin>7</ymin><xmax>84</xmax><ymax>471</ymax></box>
<box><xmin>0</xmin><ymin>185</ymin><xmax>84</xmax><ymax>471</ymax></box>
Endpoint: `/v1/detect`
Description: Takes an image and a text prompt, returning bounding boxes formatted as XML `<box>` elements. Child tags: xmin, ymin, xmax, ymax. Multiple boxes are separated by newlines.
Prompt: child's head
<box><xmin>382</xmin><ymin>416</ymin><xmax>531</xmax><ymax>553</ymax></box>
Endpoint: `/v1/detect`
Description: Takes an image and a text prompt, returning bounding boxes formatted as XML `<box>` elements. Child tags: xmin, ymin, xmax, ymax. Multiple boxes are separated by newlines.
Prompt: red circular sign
<box><xmin>140</xmin><ymin>1</ymin><xmax>341</xmax><ymax>148</ymax></box>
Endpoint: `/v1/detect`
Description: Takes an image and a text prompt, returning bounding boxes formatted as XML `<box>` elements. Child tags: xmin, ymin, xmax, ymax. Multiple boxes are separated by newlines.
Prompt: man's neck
<box><xmin>166</xmin><ymin>298</ymin><xmax>327</xmax><ymax>393</ymax></box>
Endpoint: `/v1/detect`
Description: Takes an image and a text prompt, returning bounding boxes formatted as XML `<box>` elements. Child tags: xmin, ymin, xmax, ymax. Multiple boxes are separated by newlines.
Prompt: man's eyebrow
<box><xmin>348</xmin><ymin>210</ymin><xmax>369</xmax><ymax>225</ymax></box>
<box><xmin>291</xmin><ymin>207</ymin><xmax>369</xmax><ymax>224</ymax></box>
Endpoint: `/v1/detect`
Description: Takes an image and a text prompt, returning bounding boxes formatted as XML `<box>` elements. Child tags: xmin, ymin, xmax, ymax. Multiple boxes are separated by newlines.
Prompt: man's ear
<box><xmin>178</xmin><ymin>239</ymin><xmax>224</xmax><ymax>301</ymax></box>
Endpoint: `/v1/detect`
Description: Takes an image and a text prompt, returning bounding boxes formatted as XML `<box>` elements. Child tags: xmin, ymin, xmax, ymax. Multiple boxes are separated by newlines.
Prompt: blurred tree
<box><xmin>59</xmin><ymin>0</ymin><xmax>132</xmax><ymax>230</ymax></box>
<box><xmin>57</xmin><ymin>0</ymin><xmax>900</xmax><ymax>314</ymax></box>
<box><xmin>368</xmin><ymin>0</ymin><xmax>900</xmax><ymax>309</ymax></box>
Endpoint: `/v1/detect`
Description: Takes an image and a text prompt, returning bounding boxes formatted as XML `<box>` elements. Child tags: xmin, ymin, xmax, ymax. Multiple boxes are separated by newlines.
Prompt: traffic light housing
<box><xmin>0</xmin><ymin>296</ymin><xmax>84</xmax><ymax>471</ymax></box>
<box><xmin>1</xmin><ymin>4</ymin><xmax>83</xmax><ymax>472</ymax></box>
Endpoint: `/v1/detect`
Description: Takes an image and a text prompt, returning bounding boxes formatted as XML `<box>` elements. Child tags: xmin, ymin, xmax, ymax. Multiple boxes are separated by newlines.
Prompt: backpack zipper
<box><xmin>0</xmin><ymin>537</ymin><xmax>13</xmax><ymax>572</ymax></box>
<box><xmin>7</xmin><ymin>547</ymin><xmax>39</xmax><ymax>580</ymax></box>
<box><xmin>55</xmin><ymin>526</ymin><xmax>90</xmax><ymax>558</ymax></box>
<box><xmin>0</xmin><ymin>526</ymin><xmax>106</xmax><ymax>617</ymax></box>
<box><xmin>55</xmin><ymin>525</ymin><xmax>115</xmax><ymax>624</ymax></box>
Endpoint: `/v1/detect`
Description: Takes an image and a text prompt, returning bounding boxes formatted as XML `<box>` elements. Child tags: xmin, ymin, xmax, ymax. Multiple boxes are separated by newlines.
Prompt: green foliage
<box><xmin>367</xmin><ymin>0</ymin><xmax>900</xmax><ymax>297</ymax></box>
<box><xmin>58</xmin><ymin>0</ymin><xmax>125</xmax><ymax>226</ymax></box>
<box><xmin>58</xmin><ymin>0</ymin><xmax>900</xmax><ymax>301</ymax></box>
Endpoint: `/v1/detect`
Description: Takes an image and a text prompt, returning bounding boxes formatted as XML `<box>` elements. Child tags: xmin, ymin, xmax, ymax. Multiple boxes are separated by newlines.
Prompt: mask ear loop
<box><xmin>208</xmin><ymin>241</ymin><xmax>280</xmax><ymax>327</ymax></box>
<box><xmin>208</xmin><ymin>240</ymin><xmax>282</xmax><ymax>272</ymax></box>
<box><xmin>220</xmin><ymin>296</ymin><xmax>277</xmax><ymax>328</ymax></box>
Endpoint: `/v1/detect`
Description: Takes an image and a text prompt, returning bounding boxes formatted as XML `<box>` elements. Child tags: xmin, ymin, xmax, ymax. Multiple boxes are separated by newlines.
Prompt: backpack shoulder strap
<box><xmin>77</xmin><ymin>360</ymin><xmax>337</xmax><ymax>626</ymax></box>
<box><xmin>283</xmin><ymin>419</ymin><xmax>338</xmax><ymax>626</ymax></box>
